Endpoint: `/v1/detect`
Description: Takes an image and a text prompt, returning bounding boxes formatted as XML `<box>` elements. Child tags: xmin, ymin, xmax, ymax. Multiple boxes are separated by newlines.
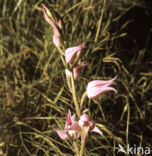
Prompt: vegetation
<box><xmin>0</xmin><ymin>0</ymin><xmax>152</xmax><ymax>155</ymax></box>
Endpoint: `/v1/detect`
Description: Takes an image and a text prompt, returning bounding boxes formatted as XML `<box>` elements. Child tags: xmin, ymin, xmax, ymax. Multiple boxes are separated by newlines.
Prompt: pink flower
<box><xmin>53</xmin><ymin>31</ymin><xmax>60</xmax><ymax>47</ymax></box>
<box><xmin>42</xmin><ymin>4</ymin><xmax>61</xmax><ymax>47</ymax></box>
<box><xmin>65</xmin><ymin>43</ymin><xmax>86</xmax><ymax>63</ymax></box>
<box><xmin>65</xmin><ymin>62</ymin><xmax>87</xmax><ymax>80</ymax></box>
<box><xmin>50</xmin><ymin>110</ymin><xmax>81</xmax><ymax>140</ymax></box>
<box><xmin>42</xmin><ymin>3</ymin><xmax>64</xmax><ymax>29</ymax></box>
<box><xmin>65</xmin><ymin>69</ymin><xmax>72</xmax><ymax>78</ymax></box>
<box><xmin>42</xmin><ymin>4</ymin><xmax>55</xmax><ymax>27</ymax></box>
<box><xmin>87</xmin><ymin>76</ymin><xmax>117</xmax><ymax>99</ymax></box>
<box><xmin>78</xmin><ymin>109</ymin><xmax>103</xmax><ymax>143</ymax></box>
<box><xmin>73</xmin><ymin>61</ymin><xmax>88</xmax><ymax>80</ymax></box>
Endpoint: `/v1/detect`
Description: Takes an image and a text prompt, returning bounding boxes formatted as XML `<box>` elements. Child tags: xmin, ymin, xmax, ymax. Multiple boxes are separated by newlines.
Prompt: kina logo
<box><xmin>117</xmin><ymin>144</ymin><xmax>150</xmax><ymax>155</ymax></box>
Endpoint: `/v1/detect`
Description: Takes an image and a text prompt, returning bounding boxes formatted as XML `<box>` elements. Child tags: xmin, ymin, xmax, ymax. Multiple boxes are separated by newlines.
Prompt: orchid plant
<box><xmin>42</xmin><ymin>4</ymin><xmax>117</xmax><ymax>156</ymax></box>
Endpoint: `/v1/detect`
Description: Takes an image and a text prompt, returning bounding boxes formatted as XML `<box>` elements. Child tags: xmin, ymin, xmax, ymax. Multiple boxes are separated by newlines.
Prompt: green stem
<box><xmin>126</xmin><ymin>102</ymin><xmax>130</xmax><ymax>155</ymax></box>
<box><xmin>60</xmin><ymin>54</ymin><xmax>68</xmax><ymax>69</ymax></box>
<box><xmin>57</xmin><ymin>46</ymin><xmax>65</xmax><ymax>56</ymax></box>
<box><xmin>56</xmin><ymin>45</ymin><xmax>80</xmax><ymax>117</ymax></box>
<box><xmin>80</xmin><ymin>133</ymin><xmax>85</xmax><ymax>156</ymax></box>
<box><xmin>56</xmin><ymin>47</ymin><xmax>69</xmax><ymax>69</ymax></box>
<box><xmin>80</xmin><ymin>91</ymin><xmax>87</xmax><ymax>111</ymax></box>
<box><xmin>73</xmin><ymin>141</ymin><xmax>80</xmax><ymax>156</ymax></box>
<box><xmin>56</xmin><ymin>45</ymin><xmax>82</xmax><ymax>155</ymax></box>
<box><xmin>71</xmin><ymin>74</ymin><xmax>80</xmax><ymax>117</ymax></box>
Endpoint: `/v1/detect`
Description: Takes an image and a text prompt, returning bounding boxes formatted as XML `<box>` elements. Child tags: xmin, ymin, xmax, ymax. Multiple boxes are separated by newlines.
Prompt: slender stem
<box><xmin>80</xmin><ymin>91</ymin><xmax>87</xmax><ymax>111</ymax></box>
<box><xmin>71</xmin><ymin>74</ymin><xmax>80</xmax><ymax>117</ymax></box>
<box><xmin>60</xmin><ymin>54</ymin><xmax>68</xmax><ymax>69</ymax></box>
<box><xmin>57</xmin><ymin>45</ymin><xmax>80</xmax><ymax>117</ymax></box>
<box><xmin>73</xmin><ymin>141</ymin><xmax>80</xmax><ymax>156</ymax></box>
<box><xmin>57</xmin><ymin>46</ymin><xmax>65</xmax><ymax>56</ymax></box>
<box><xmin>126</xmin><ymin>101</ymin><xmax>130</xmax><ymax>155</ymax></box>
<box><xmin>80</xmin><ymin>133</ymin><xmax>85</xmax><ymax>156</ymax></box>
<box><xmin>56</xmin><ymin>45</ymin><xmax>82</xmax><ymax>155</ymax></box>
<box><xmin>95</xmin><ymin>0</ymin><xmax>106</xmax><ymax>42</ymax></box>
<box><xmin>56</xmin><ymin>47</ymin><xmax>69</xmax><ymax>69</ymax></box>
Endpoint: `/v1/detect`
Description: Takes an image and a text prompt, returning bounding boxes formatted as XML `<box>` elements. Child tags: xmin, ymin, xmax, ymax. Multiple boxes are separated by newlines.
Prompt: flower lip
<box><xmin>79</xmin><ymin>113</ymin><xmax>90</xmax><ymax>123</ymax></box>
<box><xmin>78</xmin><ymin>110</ymin><xmax>103</xmax><ymax>143</ymax></box>
<box><xmin>49</xmin><ymin>110</ymin><xmax>81</xmax><ymax>140</ymax></box>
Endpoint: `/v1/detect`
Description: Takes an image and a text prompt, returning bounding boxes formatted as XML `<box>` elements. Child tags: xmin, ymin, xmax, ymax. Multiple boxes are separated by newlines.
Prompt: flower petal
<box><xmin>73</xmin><ymin>61</ymin><xmax>88</xmax><ymax>80</ymax></box>
<box><xmin>49</xmin><ymin>126</ymin><xmax>70</xmax><ymax>140</ymax></box>
<box><xmin>87</xmin><ymin>76</ymin><xmax>117</xmax><ymax>90</ymax></box>
<box><xmin>42</xmin><ymin>4</ymin><xmax>60</xmax><ymax>37</ymax></box>
<box><xmin>54</xmin><ymin>128</ymin><xmax>70</xmax><ymax>140</ymax></box>
<box><xmin>65</xmin><ymin>43</ymin><xmax>85</xmax><ymax>63</ymax></box>
<box><xmin>91</xmin><ymin>126</ymin><xmax>103</xmax><ymax>135</ymax></box>
<box><xmin>65</xmin><ymin>69</ymin><xmax>71</xmax><ymax>78</ymax></box>
<box><xmin>65</xmin><ymin>110</ymin><xmax>72</xmax><ymax>129</ymax></box>
<box><xmin>87</xmin><ymin>77</ymin><xmax>117</xmax><ymax>99</ymax></box>
<box><xmin>87</xmin><ymin>86</ymin><xmax>117</xmax><ymax>99</ymax></box>
<box><xmin>42</xmin><ymin>4</ymin><xmax>55</xmax><ymax>27</ymax></box>
<box><xmin>69</xmin><ymin>121</ymin><xmax>81</xmax><ymax>132</ymax></box>
<box><xmin>53</xmin><ymin>33</ymin><xmax>60</xmax><ymax>47</ymax></box>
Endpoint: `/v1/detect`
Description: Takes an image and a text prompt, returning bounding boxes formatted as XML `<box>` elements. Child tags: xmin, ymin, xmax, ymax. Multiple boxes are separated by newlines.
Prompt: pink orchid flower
<box><xmin>78</xmin><ymin>109</ymin><xmax>103</xmax><ymax>143</ymax></box>
<box><xmin>50</xmin><ymin>110</ymin><xmax>81</xmax><ymax>140</ymax></box>
<box><xmin>65</xmin><ymin>69</ymin><xmax>72</xmax><ymax>78</ymax></box>
<box><xmin>52</xmin><ymin>31</ymin><xmax>60</xmax><ymax>47</ymax></box>
<box><xmin>42</xmin><ymin>4</ymin><xmax>55</xmax><ymax>27</ymax></box>
<box><xmin>87</xmin><ymin>76</ymin><xmax>117</xmax><ymax>99</ymax></box>
<box><xmin>65</xmin><ymin>42</ymin><xmax>86</xmax><ymax>63</ymax></box>
<box><xmin>42</xmin><ymin>4</ymin><xmax>61</xmax><ymax>47</ymax></box>
<box><xmin>73</xmin><ymin>61</ymin><xmax>88</xmax><ymax>80</ymax></box>
<box><xmin>65</xmin><ymin>62</ymin><xmax>87</xmax><ymax>80</ymax></box>
<box><xmin>42</xmin><ymin>3</ymin><xmax>64</xmax><ymax>29</ymax></box>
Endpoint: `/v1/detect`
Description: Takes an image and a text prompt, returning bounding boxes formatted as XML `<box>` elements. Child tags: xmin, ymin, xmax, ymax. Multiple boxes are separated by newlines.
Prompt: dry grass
<box><xmin>0</xmin><ymin>0</ymin><xmax>152</xmax><ymax>155</ymax></box>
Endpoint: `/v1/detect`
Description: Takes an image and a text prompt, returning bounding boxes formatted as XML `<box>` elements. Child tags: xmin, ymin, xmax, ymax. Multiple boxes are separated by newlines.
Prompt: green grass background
<box><xmin>0</xmin><ymin>0</ymin><xmax>152</xmax><ymax>155</ymax></box>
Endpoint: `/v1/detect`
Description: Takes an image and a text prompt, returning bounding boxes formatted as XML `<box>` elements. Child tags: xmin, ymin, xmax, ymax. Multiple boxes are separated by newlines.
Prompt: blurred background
<box><xmin>0</xmin><ymin>0</ymin><xmax>152</xmax><ymax>155</ymax></box>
